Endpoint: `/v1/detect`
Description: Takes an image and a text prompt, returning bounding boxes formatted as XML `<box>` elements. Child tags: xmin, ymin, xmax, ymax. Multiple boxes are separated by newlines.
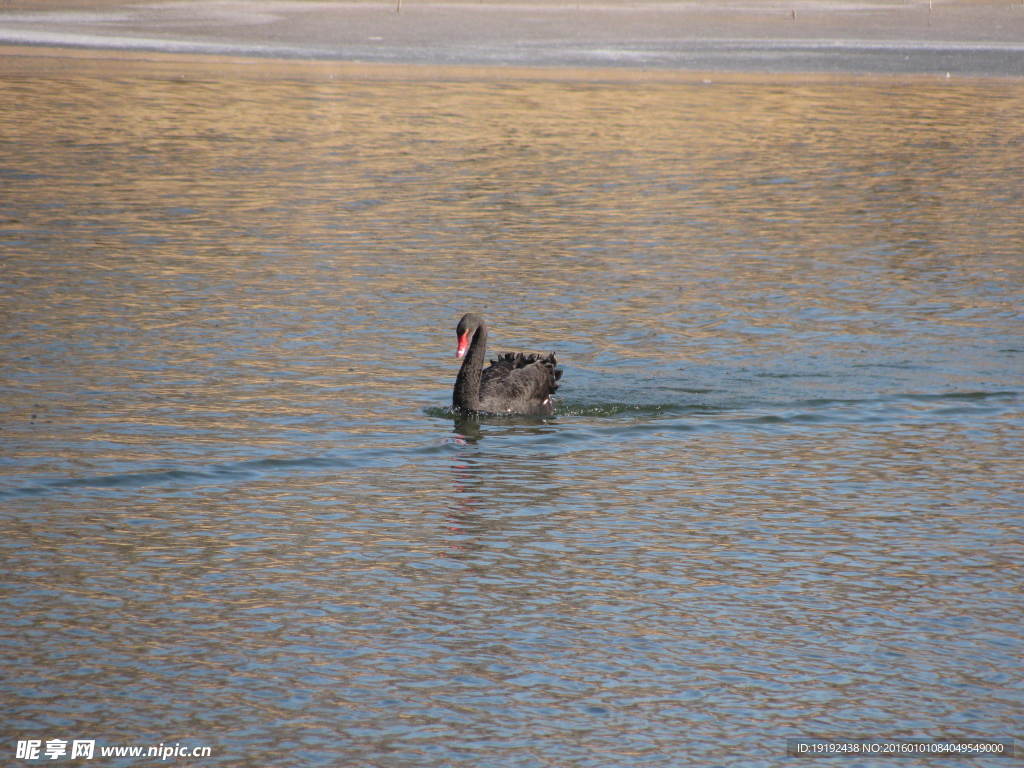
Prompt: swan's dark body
<box><xmin>453</xmin><ymin>313</ymin><xmax>561</xmax><ymax>416</ymax></box>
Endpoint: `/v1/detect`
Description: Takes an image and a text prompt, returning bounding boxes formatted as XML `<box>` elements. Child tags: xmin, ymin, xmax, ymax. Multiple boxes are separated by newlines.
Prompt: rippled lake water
<box><xmin>1</xmin><ymin>58</ymin><xmax>1022</xmax><ymax>766</ymax></box>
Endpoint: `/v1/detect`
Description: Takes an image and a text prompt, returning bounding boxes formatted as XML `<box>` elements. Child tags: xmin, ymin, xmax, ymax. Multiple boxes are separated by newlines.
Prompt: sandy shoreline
<box><xmin>1</xmin><ymin>0</ymin><xmax>1022</xmax><ymax>77</ymax></box>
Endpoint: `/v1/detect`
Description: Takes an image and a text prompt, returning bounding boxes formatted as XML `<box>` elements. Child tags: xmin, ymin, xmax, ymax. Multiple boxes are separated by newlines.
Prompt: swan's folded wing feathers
<box><xmin>479</xmin><ymin>352</ymin><xmax>561</xmax><ymax>412</ymax></box>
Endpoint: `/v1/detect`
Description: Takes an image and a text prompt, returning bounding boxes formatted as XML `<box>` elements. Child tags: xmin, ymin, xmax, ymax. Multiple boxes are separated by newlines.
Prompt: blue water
<box><xmin>1</xmin><ymin>65</ymin><xmax>1022</xmax><ymax>766</ymax></box>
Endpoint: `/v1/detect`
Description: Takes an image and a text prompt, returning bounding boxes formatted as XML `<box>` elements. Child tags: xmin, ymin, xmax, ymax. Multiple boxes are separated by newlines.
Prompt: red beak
<box><xmin>456</xmin><ymin>330</ymin><xmax>471</xmax><ymax>359</ymax></box>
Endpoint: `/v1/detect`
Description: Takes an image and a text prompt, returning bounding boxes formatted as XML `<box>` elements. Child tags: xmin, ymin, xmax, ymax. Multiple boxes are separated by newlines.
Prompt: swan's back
<box><xmin>479</xmin><ymin>352</ymin><xmax>561</xmax><ymax>415</ymax></box>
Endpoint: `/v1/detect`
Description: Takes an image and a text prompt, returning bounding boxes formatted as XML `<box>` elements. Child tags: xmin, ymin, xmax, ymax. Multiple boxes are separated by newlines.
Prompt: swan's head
<box><xmin>455</xmin><ymin>313</ymin><xmax>484</xmax><ymax>359</ymax></box>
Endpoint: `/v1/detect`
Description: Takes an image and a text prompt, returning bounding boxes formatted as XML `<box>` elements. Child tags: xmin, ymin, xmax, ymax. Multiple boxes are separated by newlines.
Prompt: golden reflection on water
<box><xmin>1</xmin><ymin>57</ymin><xmax>1022</xmax><ymax>481</ymax></box>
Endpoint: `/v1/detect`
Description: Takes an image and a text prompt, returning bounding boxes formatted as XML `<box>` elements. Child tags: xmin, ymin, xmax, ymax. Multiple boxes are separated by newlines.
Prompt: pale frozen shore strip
<box><xmin>1</xmin><ymin>0</ymin><xmax>1022</xmax><ymax>76</ymax></box>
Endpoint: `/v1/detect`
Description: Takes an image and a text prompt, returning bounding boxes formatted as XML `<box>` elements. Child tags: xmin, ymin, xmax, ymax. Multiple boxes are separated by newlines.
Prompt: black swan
<box><xmin>453</xmin><ymin>313</ymin><xmax>562</xmax><ymax>416</ymax></box>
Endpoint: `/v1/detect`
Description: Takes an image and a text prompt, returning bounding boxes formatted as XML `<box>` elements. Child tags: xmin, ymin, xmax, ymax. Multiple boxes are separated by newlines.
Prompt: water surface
<box><xmin>1</xmin><ymin>62</ymin><xmax>1022</xmax><ymax>766</ymax></box>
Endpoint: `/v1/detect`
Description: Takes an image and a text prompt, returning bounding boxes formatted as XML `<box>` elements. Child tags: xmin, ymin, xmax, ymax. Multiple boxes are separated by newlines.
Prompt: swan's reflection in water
<box><xmin>450</xmin><ymin>413</ymin><xmax>552</xmax><ymax>443</ymax></box>
<box><xmin>444</xmin><ymin>415</ymin><xmax>561</xmax><ymax>555</ymax></box>
<box><xmin>451</xmin><ymin>414</ymin><xmax>484</xmax><ymax>444</ymax></box>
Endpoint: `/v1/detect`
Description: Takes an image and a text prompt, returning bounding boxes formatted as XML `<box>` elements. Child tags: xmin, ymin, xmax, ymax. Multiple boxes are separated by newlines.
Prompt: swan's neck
<box><xmin>453</xmin><ymin>324</ymin><xmax>487</xmax><ymax>411</ymax></box>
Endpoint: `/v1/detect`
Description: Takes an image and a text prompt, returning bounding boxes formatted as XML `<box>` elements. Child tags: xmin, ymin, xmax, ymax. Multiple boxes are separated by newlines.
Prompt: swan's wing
<box><xmin>480</xmin><ymin>352</ymin><xmax>562</xmax><ymax>410</ymax></box>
